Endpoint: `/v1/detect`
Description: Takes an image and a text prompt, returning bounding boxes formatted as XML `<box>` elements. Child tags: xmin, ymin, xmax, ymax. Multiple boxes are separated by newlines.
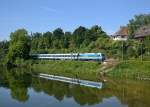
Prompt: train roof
<box><xmin>32</xmin><ymin>53</ymin><xmax>78</xmax><ymax>55</ymax></box>
<box><xmin>79</xmin><ymin>53</ymin><xmax>102</xmax><ymax>54</ymax></box>
<box><xmin>31</xmin><ymin>53</ymin><xmax>104</xmax><ymax>56</ymax></box>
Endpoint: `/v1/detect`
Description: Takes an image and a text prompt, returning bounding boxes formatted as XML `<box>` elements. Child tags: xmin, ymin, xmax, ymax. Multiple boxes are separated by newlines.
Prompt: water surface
<box><xmin>0</xmin><ymin>67</ymin><xmax>150</xmax><ymax>107</ymax></box>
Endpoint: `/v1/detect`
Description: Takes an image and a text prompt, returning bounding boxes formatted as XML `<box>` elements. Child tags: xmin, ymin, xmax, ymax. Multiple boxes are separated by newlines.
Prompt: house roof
<box><xmin>112</xmin><ymin>26</ymin><xmax>129</xmax><ymax>37</ymax></box>
<box><xmin>134</xmin><ymin>25</ymin><xmax>150</xmax><ymax>38</ymax></box>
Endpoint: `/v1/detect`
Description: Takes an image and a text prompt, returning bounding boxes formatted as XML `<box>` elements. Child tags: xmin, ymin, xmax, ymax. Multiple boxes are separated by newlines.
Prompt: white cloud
<box><xmin>40</xmin><ymin>6</ymin><xmax>58</xmax><ymax>13</ymax></box>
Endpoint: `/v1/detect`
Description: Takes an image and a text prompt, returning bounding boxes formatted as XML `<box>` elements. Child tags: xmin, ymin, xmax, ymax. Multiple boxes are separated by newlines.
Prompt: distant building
<box><xmin>134</xmin><ymin>25</ymin><xmax>150</xmax><ymax>40</ymax></box>
<box><xmin>111</xmin><ymin>26</ymin><xmax>129</xmax><ymax>41</ymax></box>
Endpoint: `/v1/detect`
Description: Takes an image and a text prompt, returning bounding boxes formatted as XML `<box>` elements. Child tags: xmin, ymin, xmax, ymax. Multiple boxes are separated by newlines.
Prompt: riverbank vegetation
<box><xmin>107</xmin><ymin>61</ymin><xmax>150</xmax><ymax>80</ymax></box>
<box><xmin>31</xmin><ymin>60</ymin><xmax>100</xmax><ymax>81</ymax></box>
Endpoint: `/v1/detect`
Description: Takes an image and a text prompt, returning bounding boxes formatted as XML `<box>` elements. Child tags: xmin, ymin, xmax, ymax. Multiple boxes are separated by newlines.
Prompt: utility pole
<box><xmin>141</xmin><ymin>41</ymin><xmax>143</xmax><ymax>62</ymax></box>
<box><xmin>122</xmin><ymin>41</ymin><xmax>124</xmax><ymax>61</ymax></box>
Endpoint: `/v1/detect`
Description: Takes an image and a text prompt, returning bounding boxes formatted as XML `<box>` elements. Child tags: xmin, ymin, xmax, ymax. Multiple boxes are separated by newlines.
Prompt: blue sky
<box><xmin>0</xmin><ymin>0</ymin><xmax>150</xmax><ymax>40</ymax></box>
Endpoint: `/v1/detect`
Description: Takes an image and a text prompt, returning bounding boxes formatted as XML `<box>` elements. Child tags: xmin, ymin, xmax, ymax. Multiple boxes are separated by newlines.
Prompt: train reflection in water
<box><xmin>38</xmin><ymin>73</ymin><xmax>103</xmax><ymax>89</ymax></box>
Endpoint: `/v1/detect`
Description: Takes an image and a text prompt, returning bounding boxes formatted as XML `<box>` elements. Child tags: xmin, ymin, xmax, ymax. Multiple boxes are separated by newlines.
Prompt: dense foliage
<box><xmin>0</xmin><ymin>41</ymin><xmax>9</xmax><ymax>61</ymax></box>
<box><xmin>127</xmin><ymin>14</ymin><xmax>150</xmax><ymax>39</ymax></box>
<box><xmin>4</xmin><ymin>29</ymin><xmax>31</xmax><ymax>65</ymax></box>
<box><xmin>31</xmin><ymin>25</ymin><xmax>108</xmax><ymax>53</ymax></box>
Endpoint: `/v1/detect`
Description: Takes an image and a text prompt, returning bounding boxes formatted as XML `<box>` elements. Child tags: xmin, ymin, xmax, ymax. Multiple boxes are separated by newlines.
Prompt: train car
<box><xmin>32</xmin><ymin>53</ymin><xmax>78</xmax><ymax>60</ymax></box>
<box><xmin>31</xmin><ymin>53</ymin><xmax>105</xmax><ymax>61</ymax></box>
<box><xmin>78</xmin><ymin>53</ymin><xmax>105</xmax><ymax>61</ymax></box>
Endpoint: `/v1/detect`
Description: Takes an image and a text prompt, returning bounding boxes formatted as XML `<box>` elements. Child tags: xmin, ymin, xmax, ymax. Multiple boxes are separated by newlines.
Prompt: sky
<box><xmin>0</xmin><ymin>0</ymin><xmax>150</xmax><ymax>40</ymax></box>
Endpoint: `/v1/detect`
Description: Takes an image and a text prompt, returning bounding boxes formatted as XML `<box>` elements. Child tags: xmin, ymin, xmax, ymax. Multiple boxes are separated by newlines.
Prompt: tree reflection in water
<box><xmin>0</xmin><ymin>67</ymin><xmax>150</xmax><ymax>107</ymax></box>
<box><xmin>0</xmin><ymin>67</ymin><xmax>32</xmax><ymax>102</ymax></box>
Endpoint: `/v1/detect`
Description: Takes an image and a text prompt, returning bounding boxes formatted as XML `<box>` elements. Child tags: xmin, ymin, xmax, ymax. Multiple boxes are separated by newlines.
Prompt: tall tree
<box><xmin>52</xmin><ymin>28</ymin><xmax>64</xmax><ymax>49</ymax></box>
<box><xmin>43</xmin><ymin>31</ymin><xmax>52</xmax><ymax>49</ymax></box>
<box><xmin>0</xmin><ymin>40</ymin><xmax>9</xmax><ymax>61</ymax></box>
<box><xmin>73</xmin><ymin>26</ymin><xmax>87</xmax><ymax>48</ymax></box>
<box><xmin>53</xmin><ymin>28</ymin><xmax>64</xmax><ymax>40</ymax></box>
<box><xmin>5</xmin><ymin>29</ymin><xmax>31</xmax><ymax>64</ymax></box>
<box><xmin>31</xmin><ymin>32</ymin><xmax>42</xmax><ymax>50</ymax></box>
<box><xmin>63</xmin><ymin>32</ymin><xmax>71</xmax><ymax>48</ymax></box>
<box><xmin>128</xmin><ymin>14</ymin><xmax>150</xmax><ymax>39</ymax></box>
<box><xmin>90</xmin><ymin>25</ymin><xmax>107</xmax><ymax>40</ymax></box>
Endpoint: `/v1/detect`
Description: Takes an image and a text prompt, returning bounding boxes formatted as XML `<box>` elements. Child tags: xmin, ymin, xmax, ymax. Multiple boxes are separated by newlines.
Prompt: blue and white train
<box><xmin>31</xmin><ymin>53</ymin><xmax>106</xmax><ymax>61</ymax></box>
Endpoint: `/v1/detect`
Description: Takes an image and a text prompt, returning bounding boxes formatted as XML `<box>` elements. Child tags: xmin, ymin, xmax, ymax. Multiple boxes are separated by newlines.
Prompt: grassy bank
<box><xmin>107</xmin><ymin>61</ymin><xmax>150</xmax><ymax>80</ymax></box>
<box><xmin>3</xmin><ymin>58</ymin><xmax>150</xmax><ymax>81</ymax></box>
<box><xmin>31</xmin><ymin>60</ymin><xmax>101</xmax><ymax>81</ymax></box>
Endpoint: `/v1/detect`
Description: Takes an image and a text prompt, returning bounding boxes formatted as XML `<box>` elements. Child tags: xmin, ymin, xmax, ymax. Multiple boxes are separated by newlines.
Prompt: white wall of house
<box><xmin>112</xmin><ymin>36</ymin><xmax>127</xmax><ymax>41</ymax></box>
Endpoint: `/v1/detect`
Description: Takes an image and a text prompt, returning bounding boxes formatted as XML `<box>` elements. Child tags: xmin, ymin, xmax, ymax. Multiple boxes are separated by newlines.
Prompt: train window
<box><xmin>101</xmin><ymin>54</ymin><xmax>105</xmax><ymax>57</ymax></box>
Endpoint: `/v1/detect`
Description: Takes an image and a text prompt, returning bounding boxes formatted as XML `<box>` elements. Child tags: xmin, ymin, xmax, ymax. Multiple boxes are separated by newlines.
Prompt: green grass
<box><xmin>107</xmin><ymin>61</ymin><xmax>150</xmax><ymax>79</ymax></box>
<box><xmin>31</xmin><ymin>60</ymin><xmax>101</xmax><ymax>81</ymax></box>
<box><xmin>9</xmin><ymin>58</ymin><xmax>150</xmax><ymax>81</ymax></box>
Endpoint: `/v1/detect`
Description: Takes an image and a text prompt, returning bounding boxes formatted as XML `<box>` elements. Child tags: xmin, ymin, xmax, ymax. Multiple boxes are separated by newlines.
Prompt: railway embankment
<box><xmin>15</xmin><ymin>59</ymin><xmax>150</xmax><ymax>81</ymax></box>
<box><xmin>105</xmin><ymin>60</ymin><xmax>150</xmax><ymax>80</ymax></box>
<box><xmin>31</xmin><ymin>60</ymin><xmax>101</xmax><ymax>81</ymax></box>
<box><xmin>98</xmin><ymin>59</ymin><xmax>118</xmax><ymax>75</ymax></box>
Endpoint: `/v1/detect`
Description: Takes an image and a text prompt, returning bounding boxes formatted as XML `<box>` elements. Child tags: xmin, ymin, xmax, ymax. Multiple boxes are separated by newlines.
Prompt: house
<box><xmin>111</xmin><ymin>26</ymin><xmax>129</xmax><ymax>41</ymax></box>
<box><xmin>134</xmin><ymin>25</ymin><xmax>150</xmax><ymax>40</ymax></box>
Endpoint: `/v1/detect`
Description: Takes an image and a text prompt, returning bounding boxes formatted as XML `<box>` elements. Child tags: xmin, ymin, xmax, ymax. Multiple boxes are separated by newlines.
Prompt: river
<box><xmin>0</xmin><ymin>67</ymin><xmax>150</xmax><ymax>107</ymax></box>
